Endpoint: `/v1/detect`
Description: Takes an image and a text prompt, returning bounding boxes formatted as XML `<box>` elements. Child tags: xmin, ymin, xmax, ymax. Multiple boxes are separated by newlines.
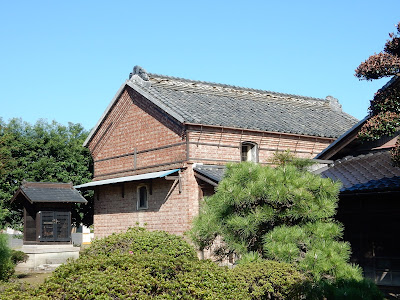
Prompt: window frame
<box><xmin>136</xmin><ymin>184</ymin><xmax>149</xmax><ymax>210</ymax></box>
<box><xmin>240</xmin><ymin>141</ymin><xmax>259</xmax><ymax>163</ymax></box>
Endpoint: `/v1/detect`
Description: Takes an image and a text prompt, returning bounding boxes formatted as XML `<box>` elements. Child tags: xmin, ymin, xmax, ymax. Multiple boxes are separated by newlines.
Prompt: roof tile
<box><xmin>320</xmin><ymin>151</ymin><xmax>400</xmax><ymax>193</ymax></box>
<box><xmin>127</xmin><ymin>69</ymin><xmax>358</xmax><ymax>138</ymax></box>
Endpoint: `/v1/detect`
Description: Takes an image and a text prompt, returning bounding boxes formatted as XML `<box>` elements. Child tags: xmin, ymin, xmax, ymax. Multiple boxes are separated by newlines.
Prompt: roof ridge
<box><xmin>148</xmin><ymin>72</ymin><xmax>328</xmax><ymax>103</ymax></box>
<box><xmin>336</xmin><ymin>150</ymin><xmax>388</xmax><ymax>164</ymax></box>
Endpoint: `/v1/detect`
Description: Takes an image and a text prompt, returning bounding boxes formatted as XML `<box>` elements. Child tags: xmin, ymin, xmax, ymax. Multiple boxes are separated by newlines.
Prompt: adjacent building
<box><xmin>315</xmin><ymin>78</ymin><xmax>400</xmax><ymax>289</ymax></box>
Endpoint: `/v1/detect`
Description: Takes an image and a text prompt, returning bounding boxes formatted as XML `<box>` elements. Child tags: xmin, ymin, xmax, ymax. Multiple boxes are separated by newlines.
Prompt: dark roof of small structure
<box><xmin>11</xmin><ymin>182</ymin><xmax>87</xmax><ymax>204</ymax></box>
<box><xmin>194</xmin><ymin>164</ymin><xmax>226</xmax><ymax>183</ymax></box>
<box><xmin>320</xmin><ymin>151</ymin><xmax>400</xmax><ymax>193</ymax></box>
<box><xmin>84</xmin><ymin>66</ymin><xmax>358</xmax><ymax>146</ymax></box>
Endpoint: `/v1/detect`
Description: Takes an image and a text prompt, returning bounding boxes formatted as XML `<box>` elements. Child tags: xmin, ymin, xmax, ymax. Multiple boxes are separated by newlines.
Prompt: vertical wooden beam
<box><xmin>149</xmin><ymin>180</ymin><xmax>153</xmax><ymax>195</ymax></box>
<box><xmin>178</xmin><ymin>170</ymin><xmax>182</xmax><ymax>194</ymax></box>
<box><xmin>218</xmin><ymin>127</ymin><xmax>224</xmax><ymax>148</ymax></box>
<box><xmin>186</xmin><ymin>130</ymin><xmax>190</xmax><ymax>161</ymax></box>
<box><xmin>134</xmin><ymin>148</ymin><xmax>137</xmax><ymax>170</ymax></box>
<box><xmin>259</xmin><ymin>132</ymin><xmax>265</xmax><ymax>147</ymax></box>
<box><xmin>197</xmin><ymin>125</ymin><xmax>203</xmax><ymax>146</ymax></box>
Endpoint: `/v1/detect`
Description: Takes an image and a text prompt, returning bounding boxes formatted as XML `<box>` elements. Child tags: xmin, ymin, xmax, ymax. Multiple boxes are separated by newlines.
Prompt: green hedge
<box><xmin>80</xmin><ymin>227</ymin><xmax>197</xmax><ymax>260</ymax></box>
<box><xmin>0</xmin><ymin>228</ymin><xmax>383</xmax><ymax>299</ymax></box>
<box><xmin>233</xmin><ymin>260</ymin><xmax>304</xmax><ymax>299</ymax></box>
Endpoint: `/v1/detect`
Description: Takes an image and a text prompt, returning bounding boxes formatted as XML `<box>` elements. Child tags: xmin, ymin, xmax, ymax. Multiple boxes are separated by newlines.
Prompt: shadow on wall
<box><xmin>94</xmin><ymin>177</ymin><xmax>179</xmax><ymax>215</ymax></box>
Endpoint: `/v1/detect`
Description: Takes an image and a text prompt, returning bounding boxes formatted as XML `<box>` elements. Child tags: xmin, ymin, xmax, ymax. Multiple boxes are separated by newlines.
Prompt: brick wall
<box><xmin>88</xmin><ymin>87</ymin><xmax>186</xmax><ymax>180</ymax></box>
<box><xmin>94</xmin><ymin>167</ymin><xmax>199</xmax><ymax>238</ymax></box>
<box><xmin>187</xmin><ymin>125</ymin><xmax>332</xmax><ymax>165</ymax></box>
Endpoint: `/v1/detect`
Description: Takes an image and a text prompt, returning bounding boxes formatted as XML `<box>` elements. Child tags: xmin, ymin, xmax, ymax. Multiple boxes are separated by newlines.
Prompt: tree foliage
<box><xmin>355</xmin><ymin>22</ymin><xmax>400</xmax><ymax>165</ymax></box>
<box><xmin>189</xmin><ymin>158</ymin><xmax>362</xmax><ymax>282</ymax></box>
<box><xmin>355</xmin><ymin>22</ymin><xmax>400</xmax><ymax>81</ymax></box>
<box><xmin>0</xmin><ymin>234</ymin><xmax>13</xmax><ymax>281</ymax></box>
<box><xmin>0</xmin><ymin>234</ymin><xmax>27</xmax><ymax>282</ymax></box>
<box><xmin>0</xmin><ymin>118</ymin><xmax>93</xmax><ymax>229</ymax></box>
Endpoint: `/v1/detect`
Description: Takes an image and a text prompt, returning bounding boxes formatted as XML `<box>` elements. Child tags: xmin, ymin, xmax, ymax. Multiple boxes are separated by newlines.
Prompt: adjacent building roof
<box><xmin>74</xmin><ymin>169</ymin><xmax>180</xmax><ymax>189</ymax></box>
<box><xmin>11</xmin><ymin>182</ymin><xmax>87</xmax><ymax>204</ymax></box>
<box><xmin>320</xmin><ymin>151</ymin><xmax>400</xmax><ymax>193</ymax></box>
<box><xmin>193</xmin><ymin>164</ymin><xmax>226</xmax><ymax>184</ymax></box>
<box><xmin>314</xmin><ymin>117</ymin><xmax>369</xmax><ymax>160</ymax></box>
<box><xmin>84</xmin><ymin>66</ymin><xmax>358</xmax><ymax>146</ymax></box>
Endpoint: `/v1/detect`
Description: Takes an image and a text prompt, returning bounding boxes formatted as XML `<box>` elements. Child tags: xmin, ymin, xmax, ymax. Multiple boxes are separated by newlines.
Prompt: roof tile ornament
<box><xmin>326</xmin><ymin>96</ymin><xmax>342</xmax><ymax>112</ymax></box>
<box><xmin>129</xmin><ymin>65</ymin><xmax>149</xmax><ymax>81</ymax></box>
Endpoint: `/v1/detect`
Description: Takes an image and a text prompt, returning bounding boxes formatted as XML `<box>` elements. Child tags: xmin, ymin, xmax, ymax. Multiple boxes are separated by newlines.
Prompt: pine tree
<box><xmin>190</xmin><ymin>155</ymin><xmax>362</xmax><ymax>281</ymax></box>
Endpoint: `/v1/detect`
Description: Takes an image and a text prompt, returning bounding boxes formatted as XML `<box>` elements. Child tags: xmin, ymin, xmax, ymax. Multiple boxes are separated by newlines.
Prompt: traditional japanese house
<box><xmin>75</xmin><ymin>66</ymin><xmax>358</xmax><ymax>239</ymax></box>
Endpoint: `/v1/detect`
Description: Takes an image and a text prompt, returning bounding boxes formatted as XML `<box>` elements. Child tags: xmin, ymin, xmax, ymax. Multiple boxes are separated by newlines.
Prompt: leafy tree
<box><xmin>355</xmin><ymin>22</ymin><xmax>400</xmax><ymax>165</ymax></box>
<box><xmin>190</xmin><ymin>158</ymin><xmax>362</xmax><ymax>281</ymax></box>
<box><xmin>0</xmin><ymin>118</ymin><xmax>93</xmax><ymax>230</ymax></box>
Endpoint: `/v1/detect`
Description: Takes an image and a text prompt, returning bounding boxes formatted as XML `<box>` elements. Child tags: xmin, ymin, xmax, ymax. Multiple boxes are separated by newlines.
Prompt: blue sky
<box><xmin>1</xmin><ymin>1</ymin><xmax>399</xmax><ymax>131</ymax></box>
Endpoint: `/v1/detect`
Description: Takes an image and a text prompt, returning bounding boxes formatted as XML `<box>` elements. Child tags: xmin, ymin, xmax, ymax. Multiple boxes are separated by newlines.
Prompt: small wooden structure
<box><xmin>11</xmin><ymin>181</ymin><xmax>87</xmax><ymax>244</ymax></box>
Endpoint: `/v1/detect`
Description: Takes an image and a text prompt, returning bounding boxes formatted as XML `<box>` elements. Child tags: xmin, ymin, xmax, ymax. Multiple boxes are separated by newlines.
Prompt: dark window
<box><xmin>137</xmin><ymin>185</ymin><xmax>148</xmax><ymax>209</ymax></box>
<box><xmin>39</xmin><ymin>211</ymin><xmax>71</xmax><ymax>242</ymax></box>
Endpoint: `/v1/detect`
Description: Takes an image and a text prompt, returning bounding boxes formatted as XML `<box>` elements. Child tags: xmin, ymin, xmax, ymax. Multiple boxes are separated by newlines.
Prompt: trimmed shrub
<box><xmin>35</xmin><ymin>252</ymin><xmax>249</xmax><ymax>299</ymax></box>
<box><xmin>0</xmin><ymin>228</ymin><xmax>383</xmax><ymax>299</ymax></box>
<box><xmin>233</xmin><ymin>260</ymin><xmax>305</xmax><ymax>299</ymax></box>
<box><xmin>10</xmin><ymin>250</ymin><xmax>28</xmax><ymax>265</ymax></box>
<box><xmin>80</xmin><ymin>226</ymin><xmax>197</xmax><ymax>259</ymax></box>
<box><xmin>0</xmin><ymin>228</ymin><xmax>249</xmax><ymax>299</ymax></box>
<box><xmin>0</xmin><ymin>281</ymin><xmax>32</xmax><ymax>300</ymax></box>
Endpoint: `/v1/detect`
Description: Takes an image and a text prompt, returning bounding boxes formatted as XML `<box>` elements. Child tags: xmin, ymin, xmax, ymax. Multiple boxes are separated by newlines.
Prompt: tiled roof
<box><xmin>129</xmin><ymin>67</ymin><xmax>358</xmax><ymax>138</ymax></box>
<box><xmin>193</xmin><ymin>164</ymin><xmax>226</xmax><ymax>183</ymax></box>
<box><xmin>346</xmin><ymin>176</ymin><xmax>400</xmax><ymax>193</ymax></box>
<box><xmin>12</xmin><ymin>182</ymin><xmax>87</xmax><ymax>204</ymax></box>
<box><xmin>84</xmin><ymin>66</ymin><xmax>359</xmax><ymax>146</ymax></box>
<box><xmin>320</xmin><ymin>151</ymin><xmax>400</xmax><ymax>193</ymax></box>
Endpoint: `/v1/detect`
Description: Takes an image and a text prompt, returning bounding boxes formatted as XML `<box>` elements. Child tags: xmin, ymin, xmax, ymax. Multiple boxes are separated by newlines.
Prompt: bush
<box><xmin>233</xmin><ymin>260</ymin><xmax>305</xmax><ymax>299</ymax></box>
<box><xmin>30</xmin><ymin>227</ymin><xmax>248</xmax><ymax>299</ymax></box>
<box><xmin>80</xmin><ymin>226</ymin><xmax>197</xmax><ymax>260</ymax></box>
<box><xmin>0</xmin><ymin>228</ymin><xmax>383</xmax><ymax>299</ymax></box>
<box><xmin>0</xmin><ymin>234</ymin><xmax>14</xmax><ymax>281</ymax></box>
<box><xmin>35</xmin><ymin>252</ymin><xmax>248</xmax><ymax>299</ymax></box>
<box><xmin>10</xmin><ymin>250</ymin><xmax>28</xmax><ymax>265</ymax></box>
<box><xmin>0</xmin><ymin>281</ymin><xmax>32</xmax><ymax>300</ymax></box>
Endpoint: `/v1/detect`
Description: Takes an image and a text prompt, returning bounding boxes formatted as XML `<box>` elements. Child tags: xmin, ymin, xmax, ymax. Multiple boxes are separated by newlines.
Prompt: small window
<box><xmin>241</xmin><ymin>142</ymin><xmax>258</xmax><ymax>162</ymax></box>
<box><xmin>137</xmin><ymin>185</ymin><xmax>148</xmax><ymax>210</ymax></box>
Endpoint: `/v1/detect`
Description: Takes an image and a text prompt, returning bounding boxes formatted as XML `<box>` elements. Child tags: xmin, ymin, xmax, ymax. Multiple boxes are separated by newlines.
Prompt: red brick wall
<box><xmin>187</xmin><ymin>126</ymin><xmax>332</xmax><ymax>165</ymax></box>
<box><xmin>94</xmin><ymin>167</ymin><xmax>200</xmax><ymax>238</ymax></box>
<box><xmin>88</xmin><ymin>87</ymin><xmax>186</xmax><ymax>180</ymax></box>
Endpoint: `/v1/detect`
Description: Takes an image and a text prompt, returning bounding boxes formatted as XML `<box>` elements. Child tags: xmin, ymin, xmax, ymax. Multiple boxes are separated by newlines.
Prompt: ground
<box><xmin>15</xmin><ymin>272</ymin><xmax>52</xmax><ymax>286</ymax></box>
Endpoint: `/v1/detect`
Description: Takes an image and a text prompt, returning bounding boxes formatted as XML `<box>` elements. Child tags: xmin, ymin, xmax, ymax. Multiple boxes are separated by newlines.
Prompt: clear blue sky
<box><xmin>1</xmin><ymin>1</ymin><xmax>399</xmax><ymax>131</ymax></box>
